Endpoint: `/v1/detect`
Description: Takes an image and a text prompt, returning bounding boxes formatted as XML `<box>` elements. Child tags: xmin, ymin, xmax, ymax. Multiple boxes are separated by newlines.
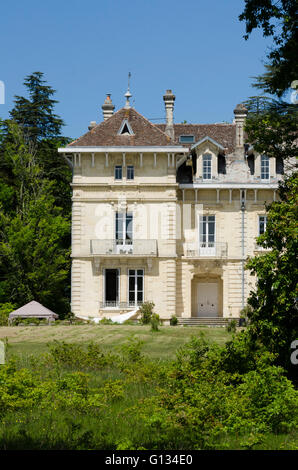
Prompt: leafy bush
<box><xmin>0</xmin><ymin>303</ymin><xmax>16</xmax><ymax>326</ymax></box>
<box><xmin>226</xmin><ymin>319</ymin><xmax>237</xmax><ymax>333</ymax></box>
<box><xmin>170</xmin><ymin>315</ymin><xmax>178</xmax><ymax>326</ymax></box>
<box><xmin>150</xmin><ymin>313</ymin><xmax>161</xmax><ymax>332</ymax></box>
<box><xmin>139</xmin><ymin>302</ymin><xmax>155</xmax><ymax>325</ymax></box>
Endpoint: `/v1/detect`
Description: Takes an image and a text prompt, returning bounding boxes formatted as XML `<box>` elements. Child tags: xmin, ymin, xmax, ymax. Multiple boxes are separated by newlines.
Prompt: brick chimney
<box><xmin>163</xmin><ymin>89</ymin><xmax>175</xmax><ymax>140</ymax></box>
<box><xmin>101</xmin><ymin>94</ymin><xmax>115</xmax><ymax>121</ymax></box>
<box><xmin>234</xmin><ymin>103</ymin><xmax>248</xmax><ymax>148</ymax></box>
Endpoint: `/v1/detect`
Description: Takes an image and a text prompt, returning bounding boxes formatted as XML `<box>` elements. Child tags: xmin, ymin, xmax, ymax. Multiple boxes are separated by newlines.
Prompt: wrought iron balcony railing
<box><xmin>99</xmin><ymin>301</ymin><xmax>143</xmax><ymax>309</ymax></box>
<box><xmin>184</xmin><ymin>242</ymin><xmax>228</xmax><ymax>258</ymax></box>
<box><xmin>90</xmin><ymin>239</ymin><xmax>157</xmax><ymax>256</ymax></box>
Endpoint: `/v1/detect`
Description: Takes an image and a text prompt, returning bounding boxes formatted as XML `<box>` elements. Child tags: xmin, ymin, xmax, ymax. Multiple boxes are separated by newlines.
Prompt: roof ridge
<box><xmin>128</xmin><ymin>107</ymin><xmax>172</xmax><ymax>141</ymax></box>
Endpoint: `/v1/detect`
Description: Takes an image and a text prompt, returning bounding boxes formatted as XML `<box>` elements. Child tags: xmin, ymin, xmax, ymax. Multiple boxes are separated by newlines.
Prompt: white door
<box><xmin>197</xmin><ymin>282</ymin><xmax>218</xmax><ymax>317</ymax></box>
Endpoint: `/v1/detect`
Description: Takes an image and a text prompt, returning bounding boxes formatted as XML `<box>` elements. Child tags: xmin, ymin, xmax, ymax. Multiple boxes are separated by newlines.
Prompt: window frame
<box><xmin>115</xmin><ymin>211</ymin><xmax>133</xmax><ymax>245</ymax></box>
<box><xmin>261</xmin><ymin>155</ymin><xmax>269</xmax><ymax>180</ymax></box>
<box><xmin>259</xmin><ymin>215</ymin><xmax>267</xmax><ymax>235</ymax></box>
<box><xmin>179</xmin><ymin>135</ymin><xmax>195</xmax><ymax>144</ymax></box>
<box><xmin>128</xmin><ymin>268</ymin><xmax>144</xmax><ymax>306</ymax></box>
<box><xmin>115</xmin><ymin>165</ymin><xmax>123</xmax><ymax>180</ymax></box>
<box><xmin>127</xmin><ymin>165</ymin><xmax>134</xmax><ymax>180</ymax></box>
<box><xmin>202</xmin><ymin>153</ymin><xmax>212</xmax><ymax>180</ymax></box>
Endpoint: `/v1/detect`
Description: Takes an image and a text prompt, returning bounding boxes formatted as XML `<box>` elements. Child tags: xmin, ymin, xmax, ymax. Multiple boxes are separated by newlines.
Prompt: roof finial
<box><xmin>124</xmin><ymin>72</ymin><xmax>132</xmax><ymax>109</ymax></box>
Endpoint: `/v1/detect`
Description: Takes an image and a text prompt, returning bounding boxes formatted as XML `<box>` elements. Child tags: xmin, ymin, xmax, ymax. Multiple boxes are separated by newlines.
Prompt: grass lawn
<box><xmin>0</xmin><ymin>324</ymin><xmax>231</xmax><ymax>360</ymax></box>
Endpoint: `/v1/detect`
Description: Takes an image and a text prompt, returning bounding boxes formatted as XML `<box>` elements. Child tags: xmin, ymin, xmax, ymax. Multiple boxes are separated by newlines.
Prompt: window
<box><xmin>115</xmin><ymin>212</ymin><xmax>133</xmax><ymax>244</ymax></box>
<box><xmin>199</xmin><ymin>215</ymin><xmax>215</xmax><ymax>246</ymax></box>
<box><xmin>115</xmin><ymin>165</ymin><xmax>122</xmax><ymax>180</ymax></box>
<box><xmin>203</xmin><ymin>154</ymin><xmax>212</xmax><ymax>179</ymax></box>
<box><xmin>261</xmin><ymin>155</ymin><xmax>269</xmax><ymax>180</ymax></box>
<box><xmin>128</xmin><ymin>269</ymin><xmax>144</xmax><ymax>306</ymax></box>
<box><xmin>127</xmin><ymin>165</ymin><xmax>134</xmax><ymax>180</ymax></box>
<box><xmin>179</xmin><ymin>135</ymin><xmax>195</xmax><ymax>143</ymax></box>
<box><xmin>259</xmin><ymin>215</ymin><xmax>267</xmax><ymax>235</ymax></box>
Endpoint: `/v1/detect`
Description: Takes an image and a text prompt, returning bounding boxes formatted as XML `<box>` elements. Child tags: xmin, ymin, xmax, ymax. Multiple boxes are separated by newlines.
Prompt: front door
<box><xmin>197</xmin><ymin>282</ymin><xmax>218</xmax><ymax>317</ymax></box>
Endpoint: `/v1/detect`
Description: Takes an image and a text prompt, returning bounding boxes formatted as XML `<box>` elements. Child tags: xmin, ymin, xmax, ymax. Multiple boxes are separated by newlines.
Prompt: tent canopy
<box><xmin>8</xmin><ymin>301</ymin><xmax>58</xmax><ymax>321</ymax></box>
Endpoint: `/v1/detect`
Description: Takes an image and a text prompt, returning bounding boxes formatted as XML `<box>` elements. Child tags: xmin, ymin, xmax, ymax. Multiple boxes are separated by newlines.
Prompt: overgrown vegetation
<box><xmin>0</xmin><ymin>334</ymin><xmax>297</xmax><ymax>450</ymax></box>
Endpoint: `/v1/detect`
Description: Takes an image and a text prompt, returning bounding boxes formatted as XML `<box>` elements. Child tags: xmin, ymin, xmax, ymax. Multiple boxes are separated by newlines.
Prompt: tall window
<box><xmin>128</xmin><ymin>269</ymin><xmax>144</xmax><ymax>306</ymax></box>
<box><xmin>115</xmin><ymin>165</ymin><xmax>122</xmax><ymax>180</ymax></box>
<box><xmin>259</xmin><ymin>215</ymin><xmax>267</xmax><ymax>235</ymax></box>
<box><xmin>127</xmin><ymin>165</ymin><xmax>134</xmax><ymax>180</ymax></box>
<box><xmin>203</xmin><ymin>154</ymin><xmax>212</xmax><ymax>179</ymax></box>
<box><xmin>115</xmin><ymin>212</ymin><xmax>133</xmax><ymax>245</ymax></box>
<box><xmin>199</xmin><ymin>215</ymin><xmax>215</xmax><ymax>246</ymax></box>
<box><xmin>261</xmin><ymin>155</ymin><xmax>269</xmax><ymax>180</ymax></box>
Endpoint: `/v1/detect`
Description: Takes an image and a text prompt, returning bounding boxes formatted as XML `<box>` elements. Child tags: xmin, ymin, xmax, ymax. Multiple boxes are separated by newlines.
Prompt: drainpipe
<box><xmin>241</xmin><ymin>192</ymin><xmax>245</xmax><ymax>310</ymax></box>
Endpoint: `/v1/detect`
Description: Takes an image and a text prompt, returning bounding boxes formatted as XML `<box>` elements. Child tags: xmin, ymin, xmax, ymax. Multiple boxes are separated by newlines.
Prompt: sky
<box><xmin>0</xmin><ymin>0</ymin><xmax>274</xmax><ymax>139</ymax></box>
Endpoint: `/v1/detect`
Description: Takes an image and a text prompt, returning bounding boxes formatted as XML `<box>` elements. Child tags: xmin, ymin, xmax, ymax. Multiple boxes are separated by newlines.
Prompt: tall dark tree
<box><xmin>10</xmin><ymin>71</ymin><xmax>64</xmax><ymax>142</ymax></box>
<box><xmin>4</xmin><ymin>72</ymin><xmax>72</xmax><ymax>211</ymax></box>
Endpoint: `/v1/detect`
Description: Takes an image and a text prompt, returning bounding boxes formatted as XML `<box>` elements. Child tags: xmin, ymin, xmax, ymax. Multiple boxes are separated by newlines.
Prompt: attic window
<box><xmin>179</xmin><ymin>135</ymin><xmax>194</xmax><ymax>143</ymax></box>
<box><xmin>118</xmin><ymin>119</ymin><xmax>134</xmax><ymax>136</ymax></box>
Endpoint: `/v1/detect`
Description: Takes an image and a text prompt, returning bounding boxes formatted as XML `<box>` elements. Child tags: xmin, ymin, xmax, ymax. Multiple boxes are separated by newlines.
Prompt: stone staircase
<box><xmin>177</xmin><ymin>317</ymin><xmax>240</xmax><ymax>327</ymax></box>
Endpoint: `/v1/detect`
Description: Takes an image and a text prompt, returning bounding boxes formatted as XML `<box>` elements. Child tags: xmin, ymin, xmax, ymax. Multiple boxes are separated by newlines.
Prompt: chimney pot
<box><xmin>102</xmin><ymin>93</ymin><xmax>115</xmax><ymax>121</ymax></box>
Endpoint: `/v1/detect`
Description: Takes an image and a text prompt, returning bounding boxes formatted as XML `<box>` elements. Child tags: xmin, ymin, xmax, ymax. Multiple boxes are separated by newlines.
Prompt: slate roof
<box><xmin>8</xmin><ymin>301</ymin><xmax>58</xmax><ymax>319</ymax></box>
<box><xmin>156</xmin><ymin>123</ymin><xmax>237</xmax><ymax>154</ymax></box>
<box><xmin>68</xmin><ymin>107</ymin><xmax>173</xmax><ymax>147</ymax></box>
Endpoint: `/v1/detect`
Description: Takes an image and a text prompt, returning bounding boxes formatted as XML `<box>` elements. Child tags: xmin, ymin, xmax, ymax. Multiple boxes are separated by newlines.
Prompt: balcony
<box><xmin>184</xmin><ymin>242</ymin><xmax>228</xmax><ymax>258</ymax></box>
<box><xmin>90</xmin><ymin>239</ymin><xmax>157</xmax><ymax>256</ymax></box>
<box><xmin>99</xmin><ymin>301</ymin><xmax>143</xmax><ymax>309</ymax></box>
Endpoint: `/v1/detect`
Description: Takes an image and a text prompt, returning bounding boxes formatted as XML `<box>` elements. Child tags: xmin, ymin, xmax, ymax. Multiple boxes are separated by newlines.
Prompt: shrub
<box><xmin>139</xmin><ymin>302</ymin><xmax>155</xmax><ymax>325</ymax></box>
<box><xmin>170</xmin><ymin>315</ymin><xmax>178</xmax><ymax>326</ymax></box>
<box><xmin>226</xmin><ymin>319</ymin><xmax>237</xmax><ymax>333</ymax></box>
<box><xmin>150</xmin><ymin>313</ymin><xmax>161</xmax><ymax>332</ymax></box>
<box><xmin>0</xmin><ymin>303</ymin><xmax>16</xmax><ymax>326</ymax></box>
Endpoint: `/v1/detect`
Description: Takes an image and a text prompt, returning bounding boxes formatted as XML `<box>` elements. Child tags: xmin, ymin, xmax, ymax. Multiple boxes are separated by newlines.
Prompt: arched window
<box><xmin>261</xmin><ymin>155</ymin><xmax>269</xmax><ymax>180</ymax></box>
<box><xmin>203</xmin><ymin>153</ymin><xmax>212</xmax><ymax>180</ymax></box>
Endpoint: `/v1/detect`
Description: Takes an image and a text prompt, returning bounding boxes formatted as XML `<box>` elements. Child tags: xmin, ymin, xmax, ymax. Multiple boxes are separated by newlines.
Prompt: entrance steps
<box><xmin>177</xmin><ymin>317</ymin><xmax>240</xmax><ymax>327</ymax></box>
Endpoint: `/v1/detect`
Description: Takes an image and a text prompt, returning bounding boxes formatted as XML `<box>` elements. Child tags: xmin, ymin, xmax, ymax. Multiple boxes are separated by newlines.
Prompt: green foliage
<box><xmin>139</xmin><ymin>301</ymin><xmax>155</xmax><ymax>325</ymax></box>
<box><xmin>245</xmin><ymin>173</ymin><xmax>298</xmax><ymax>377</ymax></box>
<box><xmin>0</xmin><ymin>121</ymin><xmax>70</xmax><ymax>315</ymax></box>
<box><xmin>226</xmin><ymin>319</ymin><xmax>237</xmax><ymax>333</ymax></box>
<box><xmin>150</xmin><ymin>313</ymin><xmax>161</xmax><ymax>332</ymax></box>
<box><xmin>0</xmin><ymin>335</ymin><xmax>297</xmax><ymax>450</ymax></box>
<box><xmin>170</xmin><ymin>315</ymin><xmax>178</xmax><ymax>326</ymax></box>
<box><xmin>239</xmin><ymin>1</ymin><xmax>297</xmax><ymax>96</ymax></box>
<box><xmin>0</xmin><ymin>302</ymin><xmax>15</xmax><ymax>326</ymax></box>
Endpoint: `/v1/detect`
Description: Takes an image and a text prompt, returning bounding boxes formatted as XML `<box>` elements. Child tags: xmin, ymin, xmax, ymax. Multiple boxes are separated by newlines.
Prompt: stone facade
<box><xmin>58</xmin><ymin>90</ymin><xmax>286</xmax><ymax>321</ymax></box>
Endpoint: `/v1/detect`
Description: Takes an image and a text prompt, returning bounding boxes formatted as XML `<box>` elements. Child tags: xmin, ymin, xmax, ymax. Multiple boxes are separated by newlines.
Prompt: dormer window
<box><xmin>203</xmin><ymin>153</ymin><xmax>212</xmax><ymax>180</ymax></box>
<box><xmin>261</xmin><ymin>155</ymin><xmax>269</xmax><ymax>180</ymax></box>
<box><xmin>118</xmin><ymin>119</ymin><xmax>134</xmax><ymax>136</ymax></box>
<box><xmin>179</xmin><ymin>135</ymin><xmax>195</xmax><ymax>143</ymax></box>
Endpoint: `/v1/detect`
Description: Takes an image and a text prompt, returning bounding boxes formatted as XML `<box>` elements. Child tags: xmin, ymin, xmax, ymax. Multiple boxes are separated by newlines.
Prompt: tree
<box><xmin>7</xmin><ymin>72</ymin><xmax>72</xmax><ymax>211</ymax></box>
<box><xmin>245</xmin><ymin>173</ymin><xmax>298</xmax><ymax>378</ymax></box>
<box><xmin>239</xmin><ymin>0</ymin><xmax>298</xmax><ymax>97</ymax></box>
<box><xmin>0</xmin><ymin>122</ymin><xmax>70</xmax><ymax>315</ymax></box>
<box><xmin>10</xmin><ymin>72</ymin><xmax>64</xmax><ymax>142</ymax></box>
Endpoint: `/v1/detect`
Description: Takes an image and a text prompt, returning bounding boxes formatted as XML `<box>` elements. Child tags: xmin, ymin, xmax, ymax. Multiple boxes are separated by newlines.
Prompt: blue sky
<box><xmin>0</xmin><ymin>0</ymin><xmax>274</xmax><ymax>138</ymax></box>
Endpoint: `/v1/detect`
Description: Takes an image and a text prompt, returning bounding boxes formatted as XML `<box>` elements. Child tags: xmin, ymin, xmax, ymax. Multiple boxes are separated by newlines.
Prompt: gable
<box><xmin>68</xmin><ymin>107</ymin><xmax>173</xmax><ymax>147</ymax></box>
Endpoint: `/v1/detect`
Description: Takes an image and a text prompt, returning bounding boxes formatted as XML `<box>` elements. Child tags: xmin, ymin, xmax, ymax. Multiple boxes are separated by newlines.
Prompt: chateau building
<box><xmin>58</xmin><ymin>88</ymin><xmax>284</xmax><ymax>323</ymax></box>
